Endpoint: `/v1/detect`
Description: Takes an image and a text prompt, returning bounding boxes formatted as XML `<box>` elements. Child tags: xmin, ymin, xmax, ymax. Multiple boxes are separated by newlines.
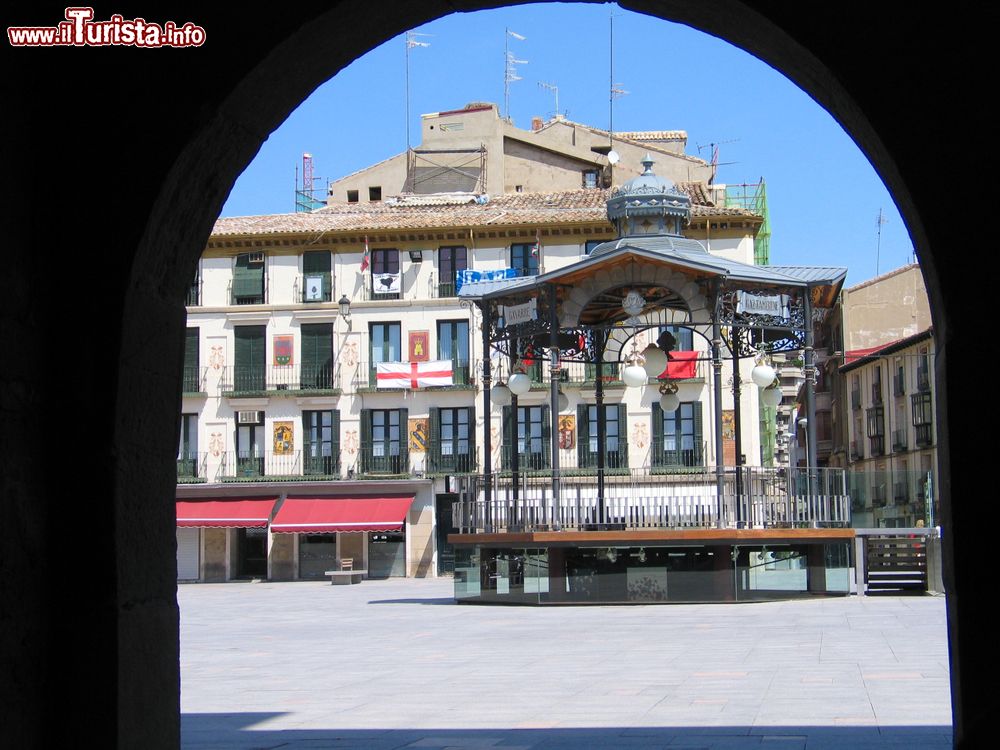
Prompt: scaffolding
<box><xmin>724</xmin><ymin>180</ymin><xmax>771</xmax><ymax>266</ymax></box>
<box><xmin>295</xmin><ymin>153</ymin><xmax>325</xmax><ymax>213</ymax></box>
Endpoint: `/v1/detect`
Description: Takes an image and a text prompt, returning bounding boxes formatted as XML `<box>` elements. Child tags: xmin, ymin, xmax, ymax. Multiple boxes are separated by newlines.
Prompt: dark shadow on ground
<box><xmin>181</xmin><ymin>714</ymin><xmax>953</xmax><ymax>749</ymax></box>
<box><xmin>366</xmin><ymin>597</ymin><xmax>456</xmax><ymax>605</ymax></box>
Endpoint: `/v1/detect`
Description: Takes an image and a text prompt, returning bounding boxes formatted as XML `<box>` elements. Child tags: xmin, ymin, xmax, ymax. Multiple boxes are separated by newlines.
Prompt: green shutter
<box><xmin>651</xmin><ymin>403</ymin><xmax>663</xmax><ymax>466</ymax></box>
<box><xmin>467</xmin><ymin>407</ymin><xmax>477</xmax><ymax>473</ymax></box>
<box><xmin>301</xmin><ymin>323</ymin><xmax>332</xmax><ymax>387</ymax></box>
<box><xmin>399</xmin><ymin>408</ymin><xmax>409</xmax><ymax>473</ymax></box>
<box><xmin>332</xmin><ymin>410</ymin><xmax>341</xmax><ymax>475</ymax></box>
<box><xmin>360</xmin><ymin>409</ymin><xmax>372</xmax><ymax>474</ymax></box>
<box><xmin>502</xmin><ymin>406</ymin><xmax>513</xmax><ymax>470</ymax></box>
<box><xmin>302</xmin><ymin>250</ymin><xmax>331</xmax><ymax>274</ymax></box>
<box><xmin>233</xmin><ymin>254</ymin><xmax>264</xmax><ymax>299</ymax></box>
<box><xmin>429</xmin><ymin>407</ymin><xmax>441</xmax><ymax>472</ymax></box>
<box><xmin>541</xmin><ymin>405</ymin><xmax>551</xmax><ymax>469</ymax></box>
<box><xmin>184</xmin><ymin>328</ymin><xmax>199</xmax><ymax>392</ymax></box>
<box><xmin>234</xmin><ymin>326</ymin><xmax>265</xmax><ymax>391</ymax></box>
<box><xmin>692</xmin><ymin>401</ymin><xmax>704</xmax><ymax>466</ymax></box>
<box><xmin>577</xmin><ymin>403</ymin><xmax>589</xmax><ymax>468</ymax></box>
<box><xmin>617</xmin><ymin>403</ymin><xmax>629</xmax><ymax>468</ymax></box>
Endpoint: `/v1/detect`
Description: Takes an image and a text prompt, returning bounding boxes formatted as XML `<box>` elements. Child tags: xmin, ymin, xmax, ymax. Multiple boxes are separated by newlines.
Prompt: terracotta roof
<box><xmin>840</xmin><ymin>328</ymin><xmax>934</xmax><ymax>372</ymax></box>
<box><xmin>676</xmin><ymin>181</ymin><xmax>714</xmax><ymax>207</ymax></box>
<box><xmin>212</xmin><ymin>189</ymin><xmax>759</xmax><ymax>238</ymax></box>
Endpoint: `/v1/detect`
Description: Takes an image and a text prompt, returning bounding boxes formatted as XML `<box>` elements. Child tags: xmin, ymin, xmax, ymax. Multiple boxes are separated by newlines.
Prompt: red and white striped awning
<box><xmin>270</xmin><ymin>496</ymin><xmax>414</xmax><ymax>534</ymax></box>
<box><xmin>176</xmin><ymin>498</ymin><xmax>276</xmax><ymax>528</ymax></box>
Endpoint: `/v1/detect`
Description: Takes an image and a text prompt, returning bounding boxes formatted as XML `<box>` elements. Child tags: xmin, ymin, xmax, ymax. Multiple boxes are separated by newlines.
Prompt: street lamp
<box><xmin>338</xmin><ymin>294</ymin><xmax>351</xmax><ymax>321</ymax></box>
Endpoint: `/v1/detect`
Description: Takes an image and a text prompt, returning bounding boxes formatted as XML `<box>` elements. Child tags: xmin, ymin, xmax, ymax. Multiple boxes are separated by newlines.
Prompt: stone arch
<box><xmin>5</xmin><ymin>3</ymin><xmax>982</xmax><ymax>747</ymax></box>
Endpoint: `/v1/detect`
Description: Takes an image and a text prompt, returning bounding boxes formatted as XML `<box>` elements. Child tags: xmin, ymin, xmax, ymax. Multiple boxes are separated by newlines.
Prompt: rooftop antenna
<box><xmin>405</xmin><ymin>32</ymin><xmax>431</xmax><ymax>151</ymax></box>
<box><xmin>608</xmin><ymin>8</ymin><xmax>626</xmax><ymax>183</ymax></box>
<box><xmin>696</xmin><ymin>139</ymin><xmax>739</xmax><ymax>183</ymax></box>
<box><xmin>875</xmin><ymin>207</ymin><xmax>888</xmax><ymax>276</ymax></box>
<box><xmin>504</xmin><ymin>29</ymin><xmax>527</xmax><ymax>122</ymax></box>
<box><xmin>538</xmin><ymin>81</ymin><xmax>559</xmax><ymax>118</ymax></box>
<box><xmin>295</xmin><ymin>153</ymin><xmax>324</xmax><ymax>212</ymax></box>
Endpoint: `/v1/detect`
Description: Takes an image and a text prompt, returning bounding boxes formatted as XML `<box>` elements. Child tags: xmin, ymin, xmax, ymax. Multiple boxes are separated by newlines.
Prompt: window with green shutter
<box><xmin>303</xmin><ymin>410</ymin><xmax>339</xmax><ymax>476</ymax></box>
<box><xmin>234</xmin><ymin>325</ymin><xmax>265</xmax><ymax>392</ymax></box>
<box><xmin>430</xmin><ymin>407</ymin><xmax>474</xmax><ymax>473</ymax></box>
<box><xmin>183</xmin><ymin>327</ymin><xmax>200</xmax><ymax>392</ymax></box>
<box><xmin>502</xmin><ymin>405</ymin><xmax>549</xmax><ymax>470</ymax></box>
<box><xmin>437</xmin><ymin>320</ymin><xmax>470</xmax><ymax>385</ymax></box>
<box><xmin>578</xmin><ymin>403</ymin><xmax>628</xmax><ymax>469</ymax></box>
<box><xmin>302</xmin><ymin>251</ymin><xmax>332</xmax><ymax>302</ymax></box>
<box><xmin>652</xmin><ymin>401</ymin><xmax>703</xmax><ymax>468</ymax></box>
<box><xmin>363</xmin><ymin>408</ymin><xmax>408</xmax><ymax>475</ymax></box>
<box><xmin>233</xmin><ymin>253</ymin><xmax>265</xmax><ymax>304</ymax></box>
<box><xmin>300</xmin><ymin>323</ymin><xmax>333</xmax><ymax>389</ymax></box>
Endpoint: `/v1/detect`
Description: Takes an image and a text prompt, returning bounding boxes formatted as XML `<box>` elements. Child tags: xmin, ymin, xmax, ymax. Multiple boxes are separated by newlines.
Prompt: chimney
<box><xmin>532</xmin><ymin>117</ymin><xmax>543</xmax><ymax>132</ymax></box>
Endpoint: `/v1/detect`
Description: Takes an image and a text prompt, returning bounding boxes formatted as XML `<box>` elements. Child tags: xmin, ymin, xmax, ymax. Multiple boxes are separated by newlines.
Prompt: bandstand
<box><xmin>451</xmin><ymin>157</ymin><xmax>851</xmax><ymax>604</ymax></box>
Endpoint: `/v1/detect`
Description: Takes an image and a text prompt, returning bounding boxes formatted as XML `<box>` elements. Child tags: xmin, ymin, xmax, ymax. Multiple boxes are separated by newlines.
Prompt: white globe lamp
<box><xmin>659</xmin><ymin>390</ymin><xmax>680</xmax><ymax>412</ymax></box>
<box><xmin>641</xmin><ymin>344</ymin><xmax>667</xmax><ymax>377</ymax></box>
<box><xmin>507</xmin><ymin>371</ymin><xmax>532</xmax><ymax>396</ymax></box>
<box><xmin>623</xmin><ymin>363</ymin><xmax>648</xmax><ymax>388</ymax></box>
<box><xmin>491</xmin><ymin>383</ymin><xmax>512</xmax><ymax>406</ymax></box>
<box><xmin>751</xmin><ymin>362</ymin><xmax>776</xmax><ymax>388</ymax></box>
<box><xmin>761</xmin><ymin>386</ymin><xmax>782</xmax><ymax>408</ymax></box>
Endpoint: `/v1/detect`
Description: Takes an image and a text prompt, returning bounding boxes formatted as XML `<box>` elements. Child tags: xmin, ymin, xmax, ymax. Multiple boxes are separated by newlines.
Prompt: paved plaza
<box><xmin>180</xmin><ymin>578</ymin><xmax>952</xmax><ymax>749</ymax></box>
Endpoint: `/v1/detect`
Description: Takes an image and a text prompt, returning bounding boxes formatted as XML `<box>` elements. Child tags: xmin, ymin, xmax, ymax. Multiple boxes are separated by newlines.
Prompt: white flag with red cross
<box><xmin>376</xmin><ymin>360</ymin><xmax>454</xmax><ymax>389</ymax></box>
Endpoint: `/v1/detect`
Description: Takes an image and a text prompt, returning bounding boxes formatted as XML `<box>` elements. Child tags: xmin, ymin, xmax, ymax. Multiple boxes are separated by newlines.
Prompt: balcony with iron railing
<box><xmin>849</xmin><ymin>440</ymin><xmax>862</xmax><ymax>461</ymax></box>
<box><xmin>294</xmin><ymin>273</ymin><xmax>334</xmax><ymax>303</ymax></box>
<box><xmin>177</xmin><ymin>452</ymin><xmax>208</xmax><ymax>483</ymax></box>
<box><xmin>915</xmin><ymin>423</ymin><xmax>933</xmax><ymax>447</ymax></box>
<box><xmin>357</xmin><ymin>442</ymin><xmax>410</xmax><ymax>478</ymax></box>
<box><xmin>427</xmin><ymin>450</ymin><xmax>479</xmax><ymax>476</ymax></box>
<box><xmin>220</xmin><ymin>364</ymin><xmax>342</xmax><ymax>397</ymax></box>
<box><xmin>917</xmin><ymin>366</ymin><xmax>931</xmax><ymax>392</ymax></box>
<box><xmin>351</xmin><ymin>359</ymin><xmax>475</xmax><ymax>391</ymax></box>
<box><xmin>218</xmin><ymin>450</ymin><xmax>341</xmax><ymax>482</ymax></box>
<box><xmin>453</xmin><ymin>465</ymin><xmax>850</xmax><ymax>533</ymax></box>
<box><xmin>871</xmin><ymin>484</ymin><xmax>888</xmax><ymax>508</ymax></box>
<box><xmin>893</xmin><ymin>480</ymin><xmax>910</xmax><ymax>505</ymax></box>
<box><xmin>182</xmin><ymin>365</ymin><xmax>208</xmax><ymax>394</ymax></box>
<box><xmin>186</xmin><ymin>277</ymin><xmax>201</xmax><ymax>307</ymax></box>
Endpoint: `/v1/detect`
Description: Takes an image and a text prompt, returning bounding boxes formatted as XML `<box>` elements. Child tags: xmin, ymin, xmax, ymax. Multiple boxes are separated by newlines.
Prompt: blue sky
<box><xmin>222</xmin><ymin>2</ymin><xmax>915</xmax><ymax>286</ymax></box>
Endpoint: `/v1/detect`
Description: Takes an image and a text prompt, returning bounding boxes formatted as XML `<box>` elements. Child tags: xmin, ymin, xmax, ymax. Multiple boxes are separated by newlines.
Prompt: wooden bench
<box><xmin>324</xmin><ymin>559</ymin><xmax>367</xmax><ymax>585</ymax></box>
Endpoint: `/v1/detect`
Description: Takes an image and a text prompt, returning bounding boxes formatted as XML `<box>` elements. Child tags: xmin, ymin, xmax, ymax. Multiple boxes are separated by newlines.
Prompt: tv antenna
<box><xmin>538</xmin><ymin>81</ymin><xmax>560</xmax><ymax>118</ymax></box>
<box><xmin>875</xmin><ymin>207</ymin><xmax>888</xmax><ymax>276</ymax></box>
<box><xmin>697</xmin><ymin>139</ymin><xmax>739</xmax><ymax>183</ymax></box>
<box><xmin>504</xmin><ymin>29</ymin><xmax>527</xmax><ymax>122</ymax></box>
<box><xmin>405</xmin><ymin>32</ymin><xmax>431</xmax><ymax>151</ymax></box>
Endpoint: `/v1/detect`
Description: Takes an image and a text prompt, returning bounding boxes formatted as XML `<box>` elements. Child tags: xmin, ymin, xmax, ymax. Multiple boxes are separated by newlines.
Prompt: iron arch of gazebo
<box><xmin>462</xmin><ymin>266</ymin><xmax>832</xmax><ymax>530</ymax></box>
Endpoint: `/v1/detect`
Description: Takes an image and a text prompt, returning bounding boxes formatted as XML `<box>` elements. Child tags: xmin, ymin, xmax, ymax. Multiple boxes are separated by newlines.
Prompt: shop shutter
<box><xmin>176</xmin><ymin>528</ymin><xmax>200</xmax><ymax>581</ymax></box>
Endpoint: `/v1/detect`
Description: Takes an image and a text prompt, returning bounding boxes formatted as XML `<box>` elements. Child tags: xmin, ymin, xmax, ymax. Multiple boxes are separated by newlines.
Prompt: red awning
<box><xmin>176</xmin><ymin>498</ymin><xmax>276</xmax><ymax>528</ymax></box>
<box><xmin>270</xmin><ymin>496</ymin><xmax>414</xmax><ymax>534</ymax></box>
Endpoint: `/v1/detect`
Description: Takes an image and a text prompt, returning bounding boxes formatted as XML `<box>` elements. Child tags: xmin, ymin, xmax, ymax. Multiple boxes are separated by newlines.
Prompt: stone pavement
<box><xmin>180</xmin><ymin>578</ymin><xmax>952</xmax><ymax>749</ymax></box>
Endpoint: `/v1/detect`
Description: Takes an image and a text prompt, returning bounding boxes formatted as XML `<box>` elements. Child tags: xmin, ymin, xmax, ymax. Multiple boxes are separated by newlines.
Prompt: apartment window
<box><xmin>437</xmin><ymin>320</ymin><xmax>469</xmax><ymax>385</ymax></box>
<box><xmin>437</xmin><ymin>246</ymin><xmax>467</xmax><ymax>297</ymax></box>
<box><xmin>660</xmin><ymin>325</ymin><xmax>695</xmax><ymax>352</ymax></box>
<box><xmin>303</xmin><ymin>410</ymin><xmax>339</xmax><ymax>476</ymax></box>
<box><xmin>232</xmin><ymin>252</ymin><xmax>265</xmax><ymax>304</ymax></box>
<box><xmin>186</xmin><ymin>264</ymin><xmax>201</xmax><ymax>307</ymax></box>
<box><xmin>652</xmin><ymin>401</ymin><xmax>703</xmax><ymax>467</ymax></box>
<box><xmin>912</xmin><ymin>391</ymin><xmax>933</xmax><ymax>446</ymax></box>
<box><xmin>510</xmin><ymin>242</ymin><xmax>539</xmax><ymax>277</ymax></box>
<box><xmin>300</xmin><ymin>323</ymin><xmax>333</xmax><ymax>389</ymax></box>
<box><xmin>851</xmin><ymin>374</ymin><xmax>861</xmax><ymax>410</ymax></box>
<box><xmin>871</xmin><ymin>365</ymin><xmax>883</xmax><ymax>405</ymax></box>
<box><xmin>369</xmin><ymin>322</ymin><xmax>401</xmax><ymax>387</ymax></box>
<box><xmin>582</xmin><ymin>169</ymin><xmax>599</xmax><ymax>189</ymax></box>
<box><xmin>577</xmin><ymin>403</ymin><xmax>628</xmax><ymax>469</ymax></box>
<box><xmin>866</xmin><ymin>405</ymin><xmax>885</xmax><ymax>456</ymax></box>
<box><xmin>429</xmin><ymin>407</ymin><xmax>475</xmax><ymax>473</ymax></box>
<box><xmin>371</xmin><ymin>248</ymin><xmax>400</xmax><ymax>299</ymax></box>
<box><xmin>177</xmin><ymin>414</ymin><xmax>198</xmax><ymax>479</ymax></box>
<box><xmin>584</xmin><ymin>240</ymin><xmax>603</xmax><ymax>255</ymax></box>
<box><xmin>183</xmin><ymin>327</ymin><xmax>200</xmax><ymax>393</ymax></box>
<box><xmin>368</xmin><ymin>186</ymin><xmax>382</xmax><ymax>202</ymax></box>
<box><xmin>502</xmin><ymin>405</ymin><xmax>550</xmax><ymax>471</ymax></box>
<box><xmin>361</xmin><ymin>408</ymin><xmax>408</xmax><ymax>474</ymax></box>
<box><xmin>233</xmin><ymin>325</ymin><xmax>266</xmax><ymax>392</ymax></box>
<box><xmin>893</xmin><ymin>356</ymin><xmax>906</xmax><ymax>396</ymax></box>
<box><xmin>235</xmin><ymin>411</ymin><xmax>264</xmax><ymax>478</ymax></box>
<box><xmin>917</xmin><ymin>347</ymin><xmax>930</xmax><ymax>391</ymax></box>
<box><xmin>347</xmin><ymin>190</ymin><xmax>359</xmax><ymax>203</ymax></box>
<box><xmin>302</xmin><ymin>250</ymin><xmax>332</xmax><ymax>303</ymax></box>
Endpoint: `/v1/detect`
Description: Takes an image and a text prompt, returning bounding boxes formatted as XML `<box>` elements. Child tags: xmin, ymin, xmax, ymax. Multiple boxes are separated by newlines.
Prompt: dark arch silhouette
<box><xmin>2</xmin><ymin>2</ymin><xmax>985</xmax><ymax>746</ymax></box>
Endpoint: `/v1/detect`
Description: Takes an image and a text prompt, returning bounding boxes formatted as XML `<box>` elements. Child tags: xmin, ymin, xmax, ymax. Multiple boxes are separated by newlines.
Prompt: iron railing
<box><xmin>186</xmin><ymin>277</ymin><xmax>201</xmax><ymax>307</ymax></box>
<box><xmin>295</xmin><ymin>273</ymin><xmax>333</xmax><ymax>303</ymax></box>
<box><xmin>453</xmin><ymin>466</ymin><xmax>850</xmax><ymax>533</ymax></box>
<box><xmin>358</xmin><ymin>441</ymin><xmax>410</xmax><ymax>476</ymax></box>
<box><xmin>182</xmin><ymin>365</ymin><xmax>207</xmax><ymax>393</ymax></box>
<box><xmin>427</xmin><ymin>450</ymin><xmax>478</xmax><ymax>475</ymax></box>
<box><xmin>228</xmin><ymin>276</ymin><xmax>268</xmax><ymax>305</ymax></box>
<box><xmin>915</xmin><ymin>424</ymin><xmax>933</xmax><ymax>447</ymax></box>
<box><xmin>176</xmin><ymin>452</ymin><xmax>207</xmax><ymax>482</ymax></box>
<box><xmin>220</xmin><ymin>364</ymin><xmax>341</xmax><ymax>394</ymax></box>
<box><xmin>218</xmin><ymin>450</ymin><xmax>304</xmax><ymax>481</ymax></box>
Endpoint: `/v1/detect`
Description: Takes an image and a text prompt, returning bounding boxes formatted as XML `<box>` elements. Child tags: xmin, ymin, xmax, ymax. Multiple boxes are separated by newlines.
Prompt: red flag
<box><xmin>360</xmin><ymin>235</ymin><xmax>370</xmax><ymax>272</ymax></box>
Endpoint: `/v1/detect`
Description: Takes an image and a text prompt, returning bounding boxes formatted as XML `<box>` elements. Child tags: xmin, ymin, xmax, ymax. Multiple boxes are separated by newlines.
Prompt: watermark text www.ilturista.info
<box><xmin>8</xmin><ymin>7</ymin><xmax>205</xmax><ymax>47</ymax></box>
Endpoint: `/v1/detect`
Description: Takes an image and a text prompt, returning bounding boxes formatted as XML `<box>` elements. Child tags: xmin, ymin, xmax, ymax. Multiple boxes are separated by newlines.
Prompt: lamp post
<box><xmin>798</xmin><ymin>417</ymin><xmax>812</xmax><ymax>503</ymax></box>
